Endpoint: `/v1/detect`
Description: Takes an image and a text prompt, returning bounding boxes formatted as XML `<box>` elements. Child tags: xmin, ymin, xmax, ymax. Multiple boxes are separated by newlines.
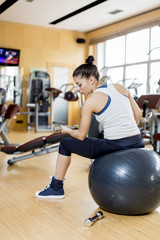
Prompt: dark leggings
<box><xmin>59</xmin><ymin>134</ymin><xmax>145</xmax><ymax>159</ymax></box>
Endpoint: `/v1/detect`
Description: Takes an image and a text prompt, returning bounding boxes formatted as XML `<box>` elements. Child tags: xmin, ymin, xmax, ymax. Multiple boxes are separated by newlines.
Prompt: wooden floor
<box><xmin>1</xmin><ymin>130</ymin><xmax>160</xmax><ymax>240</ymax></box>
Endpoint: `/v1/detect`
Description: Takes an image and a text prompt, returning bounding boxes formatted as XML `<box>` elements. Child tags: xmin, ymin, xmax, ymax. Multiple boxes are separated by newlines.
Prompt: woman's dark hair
<box><xmin>73</xmin><ymin>55</ymin><xmax>100</xmax><ymax>81</ymax></box>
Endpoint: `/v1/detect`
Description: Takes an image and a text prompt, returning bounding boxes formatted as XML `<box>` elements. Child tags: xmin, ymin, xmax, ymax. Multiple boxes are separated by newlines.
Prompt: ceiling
<box><xmin>0</xmin><ymin>0</ymin><xmax>159</xmax><ymax>32</ymax></box>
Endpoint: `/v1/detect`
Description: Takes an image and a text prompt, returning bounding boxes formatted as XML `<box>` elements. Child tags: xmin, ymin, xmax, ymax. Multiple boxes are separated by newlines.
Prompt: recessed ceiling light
<box><xmin>50</xmin><ymin>0</ymin><xmax>108</xmax><ymax>25</ymax></box>
<box><xmin>0</xmin><ymin>0</ymin><xmax>18</xmax><ymax>14</ymax></box>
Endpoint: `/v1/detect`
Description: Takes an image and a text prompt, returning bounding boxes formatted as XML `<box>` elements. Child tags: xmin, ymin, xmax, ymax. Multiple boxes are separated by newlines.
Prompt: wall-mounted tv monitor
<box><xmin>0</xmin><ymin>47</ymin><xmax>20</xmax><ymax>66</ymax></box>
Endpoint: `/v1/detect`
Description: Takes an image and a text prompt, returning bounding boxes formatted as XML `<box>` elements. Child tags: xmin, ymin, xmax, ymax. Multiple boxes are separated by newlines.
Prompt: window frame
<box><xmin>96</xmin><ymin>25</ymin><xmax>160</xmax><ymax>96</ymax></box>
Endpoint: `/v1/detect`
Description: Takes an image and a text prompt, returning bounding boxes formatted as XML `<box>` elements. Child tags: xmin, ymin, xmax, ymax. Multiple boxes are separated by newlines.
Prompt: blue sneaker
<box><xmin>35</xmin><ymin>176</ymin><xmax>65</xmax><ymax>199</ymax></box>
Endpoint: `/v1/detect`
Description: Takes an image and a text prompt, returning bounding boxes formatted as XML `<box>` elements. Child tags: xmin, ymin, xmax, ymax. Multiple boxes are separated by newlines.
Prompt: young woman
<box><xmin>35</xmin><ymin>55</ymin><xmax>144</xmax><ymax>199</ymax></box>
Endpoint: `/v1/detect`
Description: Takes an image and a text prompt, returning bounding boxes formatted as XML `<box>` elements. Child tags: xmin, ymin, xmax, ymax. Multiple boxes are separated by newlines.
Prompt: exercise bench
<box><xmin>1</xmin><ymin>125</ymin><xmax>78</xmax><ymax>165</ymax></box>
<box><xmin>0</xmin><ymin>104</ymin><xmax>21</xmax><ymax>145</ymax></box>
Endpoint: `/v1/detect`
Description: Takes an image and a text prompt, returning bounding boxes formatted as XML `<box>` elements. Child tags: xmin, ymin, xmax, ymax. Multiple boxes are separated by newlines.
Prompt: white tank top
<box><xmin>94</xmin><ymin>84</ymin><xmax>140</xmax><ymax>140</ymax></box>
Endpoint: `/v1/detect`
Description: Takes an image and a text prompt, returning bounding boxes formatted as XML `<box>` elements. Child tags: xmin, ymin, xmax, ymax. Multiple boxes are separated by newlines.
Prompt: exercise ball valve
<box><xmin>84</xmin><ymin>211</ymin><xmax>103</xmax><ymax>227</ymax></box>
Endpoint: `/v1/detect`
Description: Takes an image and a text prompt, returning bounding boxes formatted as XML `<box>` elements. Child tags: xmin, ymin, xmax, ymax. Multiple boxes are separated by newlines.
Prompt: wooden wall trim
<box><xmin>87</xmin><ymin>8</ymin><xmax>160</xmax><ymax>44</ymax></box>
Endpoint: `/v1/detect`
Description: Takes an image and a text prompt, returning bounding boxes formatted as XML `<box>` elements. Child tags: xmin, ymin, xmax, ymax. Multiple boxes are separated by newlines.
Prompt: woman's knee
<box><xmin>59</xmin><ymin>138</ymin><xmax>72</xmax><ymax>156</ymax></box>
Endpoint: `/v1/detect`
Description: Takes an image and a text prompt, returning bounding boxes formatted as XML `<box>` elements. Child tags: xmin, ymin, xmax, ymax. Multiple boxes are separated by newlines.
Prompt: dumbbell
<box><xmin>84</xmin><ymin>211</ymin><xmax>103</xmax><ymax>227</ymax></box>
<box><xmin>53</xmin><ymin>125</ymin><xmax>79</xmax><ymax>133</ymax></box>
<box><xmin>64</xmin><ymin>91</ymin><xmax>79</xmax><ymax>101</ymax></box>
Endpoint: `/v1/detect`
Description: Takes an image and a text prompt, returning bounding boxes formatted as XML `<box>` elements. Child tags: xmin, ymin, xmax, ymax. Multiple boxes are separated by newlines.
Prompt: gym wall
<box><xmin>0</xmin><ymin>21</ymin><xmax>88</xmax><ymax>130</ymax></box>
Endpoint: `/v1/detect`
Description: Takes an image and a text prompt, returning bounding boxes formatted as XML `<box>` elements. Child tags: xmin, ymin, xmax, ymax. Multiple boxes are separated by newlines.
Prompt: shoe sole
<box><xmin>35</xmin><ymin>191</ymin><xmax>65</xmax><ymax>199</ymax></box>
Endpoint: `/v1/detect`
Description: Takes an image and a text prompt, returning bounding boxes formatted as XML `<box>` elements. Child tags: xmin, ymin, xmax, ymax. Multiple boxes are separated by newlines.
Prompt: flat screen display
<box><xmin>0</xmin><ymin>47</ymin><xmax>20</xmax><ymax>66</ymax></box>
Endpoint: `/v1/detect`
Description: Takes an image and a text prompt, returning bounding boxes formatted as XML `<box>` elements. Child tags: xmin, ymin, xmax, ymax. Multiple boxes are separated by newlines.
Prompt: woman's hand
<box><xmin>61</xmin><ymin>125</ymin><xmax>71</xmax><ymax>134</ymax></box>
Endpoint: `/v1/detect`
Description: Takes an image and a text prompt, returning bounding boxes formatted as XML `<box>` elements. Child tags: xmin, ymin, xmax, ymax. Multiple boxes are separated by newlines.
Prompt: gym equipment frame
<box><xmin>1</xmin><ymin>125</ymin><xmax>78</xmax><ymax>165</ymax></box>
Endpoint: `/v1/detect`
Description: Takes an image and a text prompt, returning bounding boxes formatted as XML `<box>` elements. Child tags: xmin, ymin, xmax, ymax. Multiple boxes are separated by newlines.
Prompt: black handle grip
<box><xmin>84</xmin><ymin>211</ymin><xmax>103</xmax><ymax>227</ymax></box>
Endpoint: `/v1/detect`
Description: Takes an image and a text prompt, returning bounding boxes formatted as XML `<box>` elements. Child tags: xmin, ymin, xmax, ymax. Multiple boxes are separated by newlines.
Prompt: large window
<box><xmin>105</xmin><ymin>36</ymin><xmax>125</xmax><ymax>66</ymax></box>
<box><xmin>126</xmin><ymin>29</ymin><xmax>149</xmax><ymax>64</ymax></box>
<box><xmin>0</xmin><ymin>66</ymin><xmax>20</xmax><ymax>102</ymax></box>
<box><xmin>96</xmin><ymin>25</ymin><xmax>160</xmax><ymax>98</ymax></box>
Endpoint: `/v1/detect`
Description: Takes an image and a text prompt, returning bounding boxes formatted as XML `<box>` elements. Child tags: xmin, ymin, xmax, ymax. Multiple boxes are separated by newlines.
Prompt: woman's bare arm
<box><xmin>114</xmin><ymin>83</ymin><xmax>142</xmax><ymax>125</ymax></box>
<box><xmin>114</xmin><ymin>84</ymin><xmax>142</xmax><ymax>125</ymax></box>
<box><xmin>61</xmin><ymin>97</ymin><xmax>94</xmax><ymax>140</ymax></box>
<box><xmin>61</xmin><ymin>92</ymin><xmax>108</xmax><ymax>140</ymax></box>
<box><xmin>128</xmin><ymin>92</ymin><xmax>142</xmax><ymax>125</ymax></box>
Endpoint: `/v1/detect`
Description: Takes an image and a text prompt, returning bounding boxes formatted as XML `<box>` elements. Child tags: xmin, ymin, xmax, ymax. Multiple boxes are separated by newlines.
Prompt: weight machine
<box><xmin>26</xmin><ymin>70</ymin><xmax>80</xmax><ymax>132</ymax></box>
<box><xmin>26</xmin><ymin>71</ymin><xmax>56</xmax><ymax>131</ymax></box>
<box><xmin>137</xmin><ymin>94</ymin><xmax>160</xmax><ymax>153</ymax></box>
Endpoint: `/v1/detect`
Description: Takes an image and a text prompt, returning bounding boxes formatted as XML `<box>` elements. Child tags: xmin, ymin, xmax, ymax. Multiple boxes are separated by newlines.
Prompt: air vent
<box><xmin>109</xmin><ymin>9</ymin><xmax>123</xmax><ymax>15</ymax></box>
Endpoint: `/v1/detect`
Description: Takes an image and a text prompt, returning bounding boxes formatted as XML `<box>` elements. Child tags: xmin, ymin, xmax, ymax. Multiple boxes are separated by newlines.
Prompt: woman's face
<box><xmin>74</xmin><ymin>76</ymin><xmax>93</xmax><ymax>96</ymax></box>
